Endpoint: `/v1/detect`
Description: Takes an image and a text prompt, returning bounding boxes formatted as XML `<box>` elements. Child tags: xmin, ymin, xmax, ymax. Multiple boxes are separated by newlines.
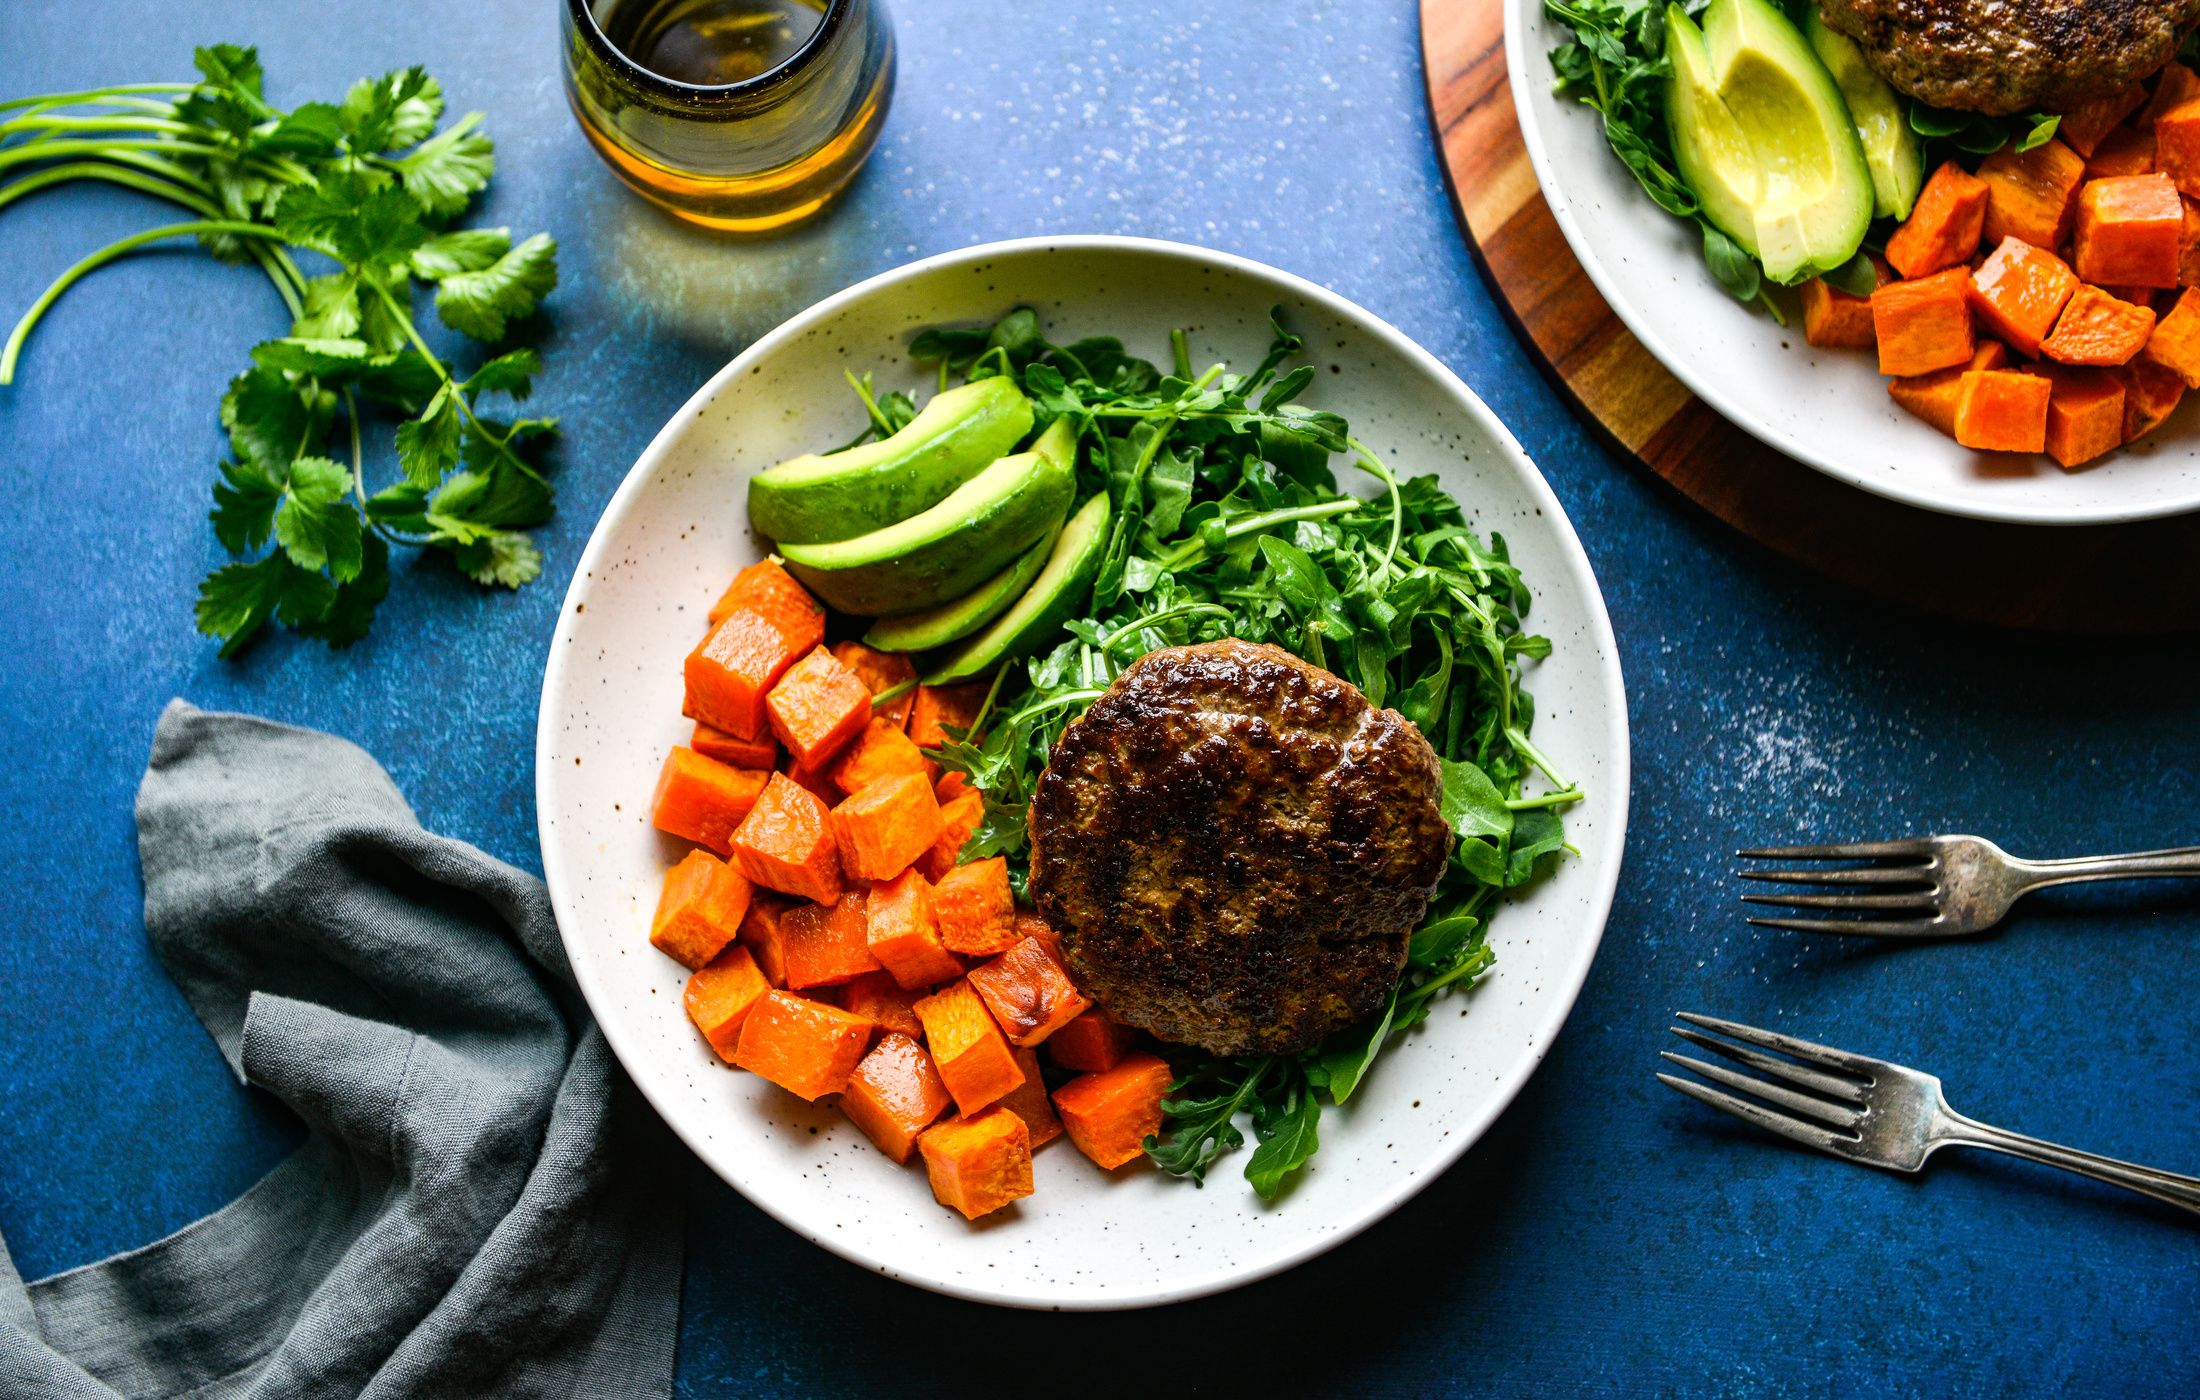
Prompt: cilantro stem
<box><xmin>371</xmin><ymin>280</ymin><xmax>550</xmax><ymax>488</ymax></box>
<box><xmin>0</xmin><ymin>84</ymin><xmax>196</xmax><ymax>114</ymax></box>
<box><xmin>1</xmin><ymin>217</ymin><xmax>277</xmax><ymax>384</ymax></box>
<box><xmin>0</xmin><ymin>113</ymin><xmax>202</xmax><ymax>141</ymax></box>
<box><xmin>0</xmin><ymin>137</ymin><xmax>225</xmax><ymax>173</ymax></box>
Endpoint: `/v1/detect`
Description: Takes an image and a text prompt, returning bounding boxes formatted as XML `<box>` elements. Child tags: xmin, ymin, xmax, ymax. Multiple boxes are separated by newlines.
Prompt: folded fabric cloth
<box><xmin>0</xmin><ymin>701</ymin><xmax>683</xmax><ymax>1398</ymax></box>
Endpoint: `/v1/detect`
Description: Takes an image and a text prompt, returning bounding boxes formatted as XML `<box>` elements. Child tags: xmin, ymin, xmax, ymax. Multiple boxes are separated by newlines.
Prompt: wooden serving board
<box><xmin>1420</xmin><ymin>0</ymin><xmax>2200</xmax><ymax>634</ymax></box>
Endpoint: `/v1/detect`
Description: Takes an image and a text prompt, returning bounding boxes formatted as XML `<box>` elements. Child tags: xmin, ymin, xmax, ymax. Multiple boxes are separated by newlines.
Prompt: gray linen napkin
<box><xmin>0</xmin><ymin>700</ymin><xmax>683</xmax><ymax>1398</ymax></box>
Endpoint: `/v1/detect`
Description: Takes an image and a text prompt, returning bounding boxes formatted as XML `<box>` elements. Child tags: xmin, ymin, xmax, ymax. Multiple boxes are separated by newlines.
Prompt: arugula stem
<box><xmin>966</xmin><ymin>662</ymin><xmax>1011</xmax><ymax>736</ymax></box>
<box><xmin>1504</xmin><ymin>724</ymin><xmax>1571</xmax><ymax>793</ymax></box>
<box><xmin>870</xmin><ymin>676</ymin><xmax>916</xmax><ymax>709</ymax></box>
<box><xmin>843</xmin><ymin>368</ymin><xmax>894</xmax><ymax>435</ymax></box>
<box><xmin>1505</xmin><ymin>787</ymin><xmax>1584</xmax><ymax>811</ymax></box>
<box><xmin>1152</xmin><ymin>497</ymin><xmax>1361</xmax><ymax>571</ymax></box>
<box><xmin>1100</xmin><ymin>601</ymin><xmax>1231</xmax><ymax>654</ymax></box>
<box><xmin>1169</xmin><ymin>327</ymin><xmax>1192</xmax><ymax>380</ymax></box>
<box><xmin>1</xmin><ymin>217</ymin><xmax>278</xmax><ymax>384</ymax></box>
<box><xmin>1344</xmin><ymin>434</ymin><xmax>1403</xmax><ymax>582</ymax></box>
<box><xmin>1000</xmin><ymin>688</ymin><xmax>1105</xmax><ymax>729</ymax></box>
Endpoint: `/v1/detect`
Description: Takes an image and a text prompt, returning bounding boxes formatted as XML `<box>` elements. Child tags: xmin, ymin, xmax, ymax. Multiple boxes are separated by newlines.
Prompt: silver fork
<box><xmin>1659</xmin><ymin>1013</ymin><xmax>2200</xmax><ymax>1217</ymax></box>
<box><xmin>1735</xmin><ymin>834</ymin><xmax>2200</xmax><ymax>937</ymax></box>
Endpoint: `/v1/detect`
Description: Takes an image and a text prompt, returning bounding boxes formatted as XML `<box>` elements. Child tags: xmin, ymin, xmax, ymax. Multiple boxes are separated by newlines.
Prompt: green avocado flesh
<box><xmin>1665</xmin><ymin>0</ymin><xmax>1872</xmax><ymax>283</ymax></box>
<box><xmin>923</xmin><ymin>488</ymin><xmax>1112</xmax><ymax>686</ymax></box>
<box><xmin>779</xmin><ymin>417</ymin><xmax>1076</xmax><ymax>617</ymax></box>
<box><xmin>1805</xmin><ymin>8</ymin><xmax>1923</xmax><ymax>221</ymax></box>
<box><xmin>747</xmin><ymin>375</ymin><xmax>1034</xmax><ymax>544</ymax></box>
<box><xmin>859</xmin><ymin>521</ymin><xmax>1061</xmax><ymax>653</ymax></box>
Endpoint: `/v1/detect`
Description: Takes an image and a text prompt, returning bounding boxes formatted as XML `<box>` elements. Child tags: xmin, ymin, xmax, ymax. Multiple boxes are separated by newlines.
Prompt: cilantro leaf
<box><xmin>451</xmin><ymin>529</ymin><xmax>543</xmax><ymax>587</ymax></box>
<box><xmin>272</xmin><ymin>456</ymin><xmax>364</xmax><ymax>582</ymax></box>
<box><xmin>211</xmin><ymin>459</ymin><xmax>282</xmax><ymax>553</ymax></box>
<box><xmin>394</xmin><ymin>386</ymin><xmax>463</xmax><ymax>487</ymax></box>
<box><xmin>256</xmin><ymin>101</ymin><xmax>344</xmax><ymax>158</ymax></box>
<box><xmin>410</xmin><ymin>228</ymin><xmax>509</xmax><ymax>281</ymax></box>
<box><xmin>291</xmin><ymin>272</ymin><xmax>362</xmax><ymax>339</ymax></box>
<box><xmin>252</xmin><ymin>337</ymin><xmax>371</xmax><ymax>377</ymax></box>
<box><xmin>274</xmin><ymin>173</ymin><xmax>426</xmax><ymax>270</ymax></box>
<box><xmin>339</xmin><ymin>67</ymin><xmax>443</xmax><ymax>153</ymax></box>
<box><xmin>434</xmin><ymin>232</ymin><xmax>556</xmax><ymax>340</ymax></box>
<box><xmin>465</xmin><ymin>348</ymin><xmax>540</xmax><ymax>400</ymax></box>
<box><xmin>220</xmin><ymin>366</ymin><xmax>314</xmax><ymax>473</ymax></box>
<box><xmin>391</xmin><ymin>120</ymin><xmax>495</xmax><ymax>216</ymax></box>
<box><xmin>295</xmin><ymin>532</ymin><xmax>389</xmax><ymax>647</ymax></box>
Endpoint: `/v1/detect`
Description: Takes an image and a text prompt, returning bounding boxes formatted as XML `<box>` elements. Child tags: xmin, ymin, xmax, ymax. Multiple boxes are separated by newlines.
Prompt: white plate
<box><xmin>1505</xmin><ymin>0</ymin><xmax>2200</xmax><ymax>525</ymax></box>
<box><xmin>535</xmin><ymin>235</ymin><xmax>1630</xmax><ymax>1309</ymax></box>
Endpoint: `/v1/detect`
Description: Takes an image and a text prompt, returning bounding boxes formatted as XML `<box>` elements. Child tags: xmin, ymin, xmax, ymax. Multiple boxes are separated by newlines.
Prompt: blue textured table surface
<box><xmin>3</xmin><ymin>3</ymin><xmax>2196</xmax><ymax>1394</ymax></box>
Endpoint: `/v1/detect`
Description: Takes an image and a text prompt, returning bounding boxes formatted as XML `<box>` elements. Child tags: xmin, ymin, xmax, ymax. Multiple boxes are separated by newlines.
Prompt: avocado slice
<box><xmin>1804</xmin><ymin>9</ymin><xmax>1923</xmax><ymax>221</ymax></box>
<box><xmin>859</xmin><ymin>520</ymin><xmax>1061</xmax><ymax>653</ymax></box>
<box><xmin>780</xmin><ymin>417</ymin><xmax>1077</xmax><ymax>617</ymax></box>
<box><xmin>923</xmin><ymin>489</ymin><xmax>1112</xmax><ymax>686</ymax></box>
<box><xmin>748</xmin><ymin>375</ymin><xmax>1034</xmax><ymax>544</ymax></box>
<box><xmin>1665</xmin><ymin>0</ymin><xmax>1872</xmax><ymax>284</ymax></box>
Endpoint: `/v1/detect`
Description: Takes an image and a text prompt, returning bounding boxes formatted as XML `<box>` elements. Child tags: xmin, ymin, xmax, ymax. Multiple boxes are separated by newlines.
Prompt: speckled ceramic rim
<box><xmin>1502</xmin><ymin>0</ymin><xmax>2199</xmax><ymax>526</ymax></box>
<box><xmin>537</xmin><ymin>234</ymin><xmax>1631</xmax><ymax>1309</ymax></box>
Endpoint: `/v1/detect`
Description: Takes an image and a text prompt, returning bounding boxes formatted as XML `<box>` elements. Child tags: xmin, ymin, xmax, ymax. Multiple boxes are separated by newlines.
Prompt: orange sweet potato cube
<box><xmin>933</xmin><ymin>770</ymin><xmax>969</xmax><ymax>803</ymax></box>
<box><xmin>779</xmin><ymin>889</ymin><xmax>882</xmax><ymax>989</ymax></box>
<box><xmin>829</xmin><ymin>641</ymin><xmax>918</xmax><ymax>730</ymax></box>
<box><xmin>2057</xmin><ymin>83</ymin><xmax>2147</xmax><ymax>158</ymax></box>
<box><xmin>995</xmin><ymin>1045</ymin><xmax>1063</xmax><ymax>1149</ymax></box>
<box><xmin>842</xmin><ymin>969</ymin><xmax>925</xmax><ymax>1038</ymax></box>
<box><xmin>1800</xmin><ymin>271</ymin><xmax>1878</xmax><ymax>350</ymax></box>
<box><xmin>912</xmin><ymin>978</ymin><xmax>1025</xmax><ymax>1115</ymax></box>
<box><xmin>831</xmin><ymin>772</ymin><xmax>945</xmax><ymax>882</ymax></box>
<box><xmin>826</xmin><ymin>717</ymin><xmax>932</xmax><ymax>795</ymax></box>
<box><xmin>684</xmin><ymin>944</ymin><xmax>772</xmax><ymax>1060</ymax></box>
<box><xmin>840</xmin><ymin>1032</ymin><xmax>954</xmax><ymax>1162</ymax></box>
<box><xmin>1872</xmin><ymin>268</ymin><xmax>1976</xmax><ymax>377</ymax></box>
<box><xmin>932</xmin><ymin>856</ymin><xmax>1018</xmax><ymax>956</ymax></box>
<box><xmin>905</xmin><ymin>682</ymin><xmax>989</xmax><ymax>750</ymax></box>
<box><xmin>2037</xmin><ymin>365</ymin><xmax>2128</xmax><ymax>469</ymax></box>
<box><xmin>765</xmin><ymin>647</ymin><xmax>874</xmax><ymax>770</ymax></box>
<box><xmin>967</xmin><ymin>935</ymin><xmax>1092</xmax><ymax>1047</ymax></box>
<box><xmin>736</xmin><ymin>891</ymin><xmax>796</xmax><ymax>985</ymax></box>
<box><xmin>690</xmin><ymin>721</ymin><xmax>777</xmax><ymax>770</ymax></box>
<box><xmin>2041</xmin><ymin>285</ymin><xmax>2157</xmax><ymax>366</ymax></box>
<box><xmin>1978</xmin><ymin>139</ymin><xmax>2087</xmax><ymax>250</ymax></box>
<box><xmin>2142</xmin><ymin>63</ymin><xmax>2200</xmax><ymax>130</ymax></box>
<box><xmin>733</xmin><ymin>989</ymin><xmax>875</xmax><ymax>1100</ymax></box>
<box><xmin>2154</xmin><ymin>98</ymin><xmax>2200</xmax><ymax>198</ymax></box>
<box><xmin>708</xmin><ymin>557</ymin><xmax>817</xmax><ymax>626</ymax></box>
<box><xmin>650</xmin><ymin>747</ymin><xmax>770</xmax><ymax>855</ymax></box>
<box><xmin>1967</xmin><ymin>237</ymin><xmax>2077</xmax><ymax>355</ymax></box>
<box><xmin>1888</xmin><ymin>343</ymin><xmax>2011</xmax><ymax>439</ymax></box>
<box><xmin>685</xmin><ymin>588</ymin><xmax>825</xmax><ymax>740</ymax></box>
<box><xmin>728</xmin><ymin>771</ymin><xmax>844</xmax><ymax>904</ymax></box>
<box><xmin>2074</xmin><ymin>174</ymin><xmax>2184</xmax><ymax>288</ymax></box>
<box><xmin>916</xmin><ymin>791</ymin><xmax>985</xmax><ymax>881</ymax></box>
<box><xmin>1952</xmin><ymin>370</ymin><xmax>2052</xmax><ymax>453</ymax></box>
<box><xmin>650</xmin><ymin>848</ymin><xmax>754</xmax><ymax>969</ymax></box>
<box><xmin>2117</xmin><ymin>353</ymin><xmax>2189</xmax><ymax>438</ymax></box>
<box><xmin>865</xmin><ymin>867</ymin><xmax>966</xmax><ymax>990</ymax></box>
<box><xmin>1012</xmin><ymin>909</ymin><xmax>1062</xmax><ymax>959</ymax></box>
<box><xmin>1046</xmin><ymin>1010</ymin><xmax>1143</xmax><ymax>1073</ymax></box>
<box><xmin>1050</xmin><ymin>1051</ymin><xmax>1173</xmax><ymax>1170</ymax></box>
<box><xmin>2151</xmin><ymin>286</ymin><xmax>2200</xmax><ymax>387</ymax></box>
<box><xmin>1885</xmin><ymin>161</ymin><xmax>1989</xmax><ymax>277</ymax></box>
<box><xmin>918</xmin><ymin>1106</ymin><xmax>1033</xmax><ymax>1219</ymax></box>
<box><xmin>2086</xmin><ymin>125</ymin><xmax>2157</xmax><ymax>183</ymax></box>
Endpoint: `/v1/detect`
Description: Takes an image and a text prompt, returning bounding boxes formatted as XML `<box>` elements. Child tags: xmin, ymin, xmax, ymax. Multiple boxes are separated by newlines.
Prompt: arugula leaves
<box><xmin>912</xmin><ymin>309</ymin><xmax>1579</xmax><ymax>1199</ymax></box>
<box><xmin>1</xmin><ymin>44</ymin><xmax>559</xmax><ymax>653</ymax></box>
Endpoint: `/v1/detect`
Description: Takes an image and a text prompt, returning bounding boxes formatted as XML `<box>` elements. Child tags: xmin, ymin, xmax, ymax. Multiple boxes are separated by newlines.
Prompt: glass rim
<box><xmin>565</xmin><ymin>0</ymin><xmax>853</xmax><ymax>103</ymax></box>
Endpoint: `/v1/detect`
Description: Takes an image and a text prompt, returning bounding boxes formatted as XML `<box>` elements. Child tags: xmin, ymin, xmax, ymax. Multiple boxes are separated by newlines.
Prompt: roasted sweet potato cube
<box><xmin>1051</xmin><ymin>1051</ymin><xmax>1173</xmax><ymax>1170</ymax></box>
<box><xmin>2042</xmin><ymin>285</ymin><xmax>2157</xmax><ymax>366</ymax></box>
<box><xmin>2147</xmin><ymin>286</ymin><xmax>2200</xmax><ymax>386</ymax></box>
<box><xmin>842</xmin><ymin>969</ymin><xmax>925</xmax><ymax>1038</ymax></box>
<box><xmin>831</xmin><ymin>772</ymin><xmax>945</xmax><ymax>881</ymax></box>
<box><xmin>733</xmin><ymin>989</ymin><xmax>875</xmax><ymax>1099</ymax></box>
<box><xmin>684</xmin><ymin>944</ymin><xmax>772</xmax><ymax>1060</ymax></box>
<box><xmin>1887</xmin><ymin>343</ymin><xmax>2010</xmax><ymax>439</ymax></box>
<box><xmin>933</xmin><ymin>770</ymin><xmax>969</xmax><ymax>803</ymax></box>
<box><xmin>1013</xmin><ymin>909</ymin><xmax>1061</xmax><ymax>958</ymax></box>
<box><xmin>1977</xmin><ymin>139</ymin><xmax>2086</xmax><ymax>250</ymax></box>
<box><xmin>765</xmin><ymin>647</ymin><xmax>874</xmax><ymax>770</ymax></box>
<box><xmin>708</xmin><ymin>557</ymin><xmax>816</xmax><ymax>626</ymax></box>
<box><xmin>1873</xmin><ymin>268</ymin><xmax>1975</xmax><ymax>377</ymax></box>
<box><xmin>729</xmin><ymin>771</ymin><xmax>844</xmax><ymax>904</ymax></box>
<box><xmin>2142</xmin><ymin>63</ymin><xmax>2200</xmax><ymax>130</ymax></box>
<box><xmin>1046</xmin><ymin>1010</ymin><xmax>1144</xmax><ymax>1073</ymax></box>
<box><xmin>650</xmin><ymin>747</ymin><xmax>770</xmax><ymax>855</ymax></box>
<box><xmin>967</xmin><ymin>935</ymin><xmax>1092</xmax><ymax>1047</ymax></box>
<box><xmin>913</xmin><ymin>978</ymin><xmax>1024</xmax><ymax>1115</ymax></box>
<box><xmin>2116</xmin><ymin>353</ymin><xmax>2188</xmax><ymax>439</ymax></box>
<box><xmin>650</xmin><ymin>848</ymin><xmax>754</xmax><ymax>969</ymax></box>
<box><xmin>2155</xmin><ymin>98</ymin><xmax>2200</xmax><ymax>198</ymax></box>
<box><xmin>1967</xmin><ymin>237</ymin><xmax>2077</xmax><ymax>356</ymax></box>
<box><xmin>777</xmin><ymin>753</ymin><xmax>840</xmax><ymax>806</ymax></box>
<box><xmin>1800</xmin><ymin>271</ymin><xmax>1878</xmax><ymax>350</ymax></box>
<box><xmin>685</xmin><ymin>592</ymin><xmax>825</xmax><ymax>741</ymax></box>
<box><xmin>995</xmin><ymin>1045</ymin><xmax>1063</xmax><ymax>1149</ymax></box>
<box><xmin>905</xmin><ymin>682</ymin><xmax>989</xmax><ymax>749</ymax></box>
<box><xmin>779</xmin><ymin>889</ymin><xmax>881</xmax><ymax>989</ymax></box>
<box><xmin>2057</xmin><ymin>83</ymin><xmax>2147</xmax><ymax>158</ymax></box>
<box><xmin>918</xmin><ymin>1106</ymin><xmax>1033</xmax><ymax>1219</ymax></box>
<box><xmin>690</xmin><ymin>721</ymin><xmax>777</xmax><ymax>770</ymax></box>
<box><xmin>829</xmin><ymin>641</ymin><xmax>918</xmax><ymax>730</ymax></box>
<box><xmin>2074</xmin><ymin>174</ymin><xmax>2183</xmax><ymax>288</ymax></box>
<box><xmin>826</xmin><ymin>717</ymin><xmax>932</xmax><ymax>795</ymax></box>
<box><xmin>736</xmin><ymin>891</ymin><xmax>796</xmax><ymax>985</ymax></box>
<box><xmin>932</xmin><ymin>856</ymin><xmax>1018</xmax><ymax>955</ymax></box>
<box><xmin>1886</xmin><ymin>161</ymin><xmax>1989</xmax><ymax>277</ymax></box>
<box><xmin>1952</xmin><ymin>370</ymin><xmax>2051</xmax><ymax>453</ymax></box>
<box><xmin>916</xmin><ymin>791</ymin><xmax>985</xmax><ymax>881</ymax></box>
<box><xmin>2036</xmin><ymin>365</ymin><xmax>2128</xmax><ymax>469</ymax></box>
<box><xmin>2086</xmin><ymin>126</ymin><xmax>2157</xmax><ymax>183</ymax></box>
<box><xmin>865</xmin><ymin>867</ymin><xmax>966</xmax><ymax>990</ymax></box>
<box><xmin>840</xmin><ymin>1032</ymin><xmax>953</xmax><ymax>1162</ymax></box>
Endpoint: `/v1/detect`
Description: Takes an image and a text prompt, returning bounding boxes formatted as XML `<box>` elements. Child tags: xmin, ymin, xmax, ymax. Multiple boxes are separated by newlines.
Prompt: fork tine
<box><xmin>1734</xmin><ymin>865</ymin><xmax>1934</xmax><ymax>887</ymax></box>
<box><xmin>1745</xmin><ymin>915</ymin><xmax>1945</xmax><ymax>938</ymax></box>
<box><xmin>1669</xmin><ymin>1025</ymin><xmax>1866</xmax><ymax>1104</ymax></box>
<box><xmin>1660</xmin><ymin>1051</ymin><xmax>1864</xmax><ymax>1130</ymax></box>
<box><xmin>1740</xmin><ymin>891</ymin><xmax>1939</xmax><ymax>913</ymax></box>
<box><xmin>1674</xmin><ymin>1012</ymin><xmax>1884</xmax><ymax>1075</ymax></box>
<box><xmin>1734</xmin><ymin>839</ymin><xmax>1933</xmax><ymax>861</ymax></box>
<box><xmin>1657</xmin><ymin>1073</ymin><xmax>1855</xmax><ymax>1156</ymax></box>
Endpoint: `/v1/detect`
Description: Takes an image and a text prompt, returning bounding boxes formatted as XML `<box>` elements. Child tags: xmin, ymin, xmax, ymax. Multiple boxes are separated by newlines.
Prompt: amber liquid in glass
<box><xmin>567</xmin><ymin>0</ymin><xmax>893</xmax><ymax>233</ymax></box>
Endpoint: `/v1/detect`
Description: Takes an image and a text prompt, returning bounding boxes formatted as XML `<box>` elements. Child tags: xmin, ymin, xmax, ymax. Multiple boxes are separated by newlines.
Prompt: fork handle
<box><xmin>1947</xmin><ymin>1116</ymin><xmax>2200</xmax><ymax>1217</ymax></box>
<box><xmin>2014</xmin><ymin>845</ymin><xmax>2200</xmax><ymax>892</ymax></box>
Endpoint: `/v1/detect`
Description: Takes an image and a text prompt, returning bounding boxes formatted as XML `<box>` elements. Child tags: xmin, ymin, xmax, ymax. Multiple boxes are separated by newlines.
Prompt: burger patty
<box><xmin>1027</xmin><ymin>639</ymin><xmax>1452</xmax><ymax>1057</ymax></box>
<box><xmin>1816</xmin><ymin>0</ymin><xmax>2200</xmax><ymax>116</ymax></box>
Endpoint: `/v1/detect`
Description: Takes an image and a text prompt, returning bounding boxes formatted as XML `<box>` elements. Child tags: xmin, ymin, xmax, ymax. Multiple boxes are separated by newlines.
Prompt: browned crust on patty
<box><xmin>1817</xmin><ymin>0</ymin><xmax>2200</xmax><ymax>115</ymax></box>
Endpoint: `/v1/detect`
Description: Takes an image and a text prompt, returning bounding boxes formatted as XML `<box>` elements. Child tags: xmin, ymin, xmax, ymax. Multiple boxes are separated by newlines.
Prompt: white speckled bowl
<box><xmin>1506</xmin><ymin>0</ymin><xmax>2200</xmax><ymax>525</ymax></box>
<box><xmin>536</xmin><ymin>236</ymin><xmax>1629</xmax><ymax>1309</ymax></box>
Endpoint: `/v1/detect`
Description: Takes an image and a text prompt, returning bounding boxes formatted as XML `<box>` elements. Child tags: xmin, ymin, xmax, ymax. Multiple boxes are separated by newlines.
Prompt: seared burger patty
<box><xmin>1816</xmin><ymin>0</ymin><xmax>2200</xmax><ymax>116</ymax></box>
<box><xmin>1027</xmin><ymin>639</ymin><xmax>1452</xmax><ymax>1056</ymax></box>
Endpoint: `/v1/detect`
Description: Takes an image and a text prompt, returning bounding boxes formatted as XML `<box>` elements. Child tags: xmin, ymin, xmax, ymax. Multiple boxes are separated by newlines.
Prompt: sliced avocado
<box><xmin>748</xmin><ymin>375</ymin><xmax>1034</xmax><ymax>544</ymax></box>
<box><xmin>780</xmin><ymin>418</ymin><xmax>1077</xmax><ymax>617</ymax></box>
<box><xmin>1665</xmin><ymin>0</ymin><xmax>1872</xmax><ymax>284</ymax></box>
<box><xmin>924</xmin><ymin>489</ymin><xmax>1112</xmax><ymax>686</ymax></box>
<box><xmin>860</xmin><ymin>520</ymin><xmax>1061</xmax><ymax>653</ymax></box>
<box><xmin>1805</xmin><ymin>9</ymin><xmax>1923</xmax><ymax>221</ymax></box>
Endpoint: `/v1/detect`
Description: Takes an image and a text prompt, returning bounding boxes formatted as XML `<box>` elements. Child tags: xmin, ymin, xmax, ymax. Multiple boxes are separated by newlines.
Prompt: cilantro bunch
<box><xmin>0</xmin><ymin>45</ymin><xmax>559</xmax><ymax>653</ymax></box>
<box><xmin>909</xmin><ymin>310</ymin><xmax>1580</xmax><ymax>1200</ymax></box>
